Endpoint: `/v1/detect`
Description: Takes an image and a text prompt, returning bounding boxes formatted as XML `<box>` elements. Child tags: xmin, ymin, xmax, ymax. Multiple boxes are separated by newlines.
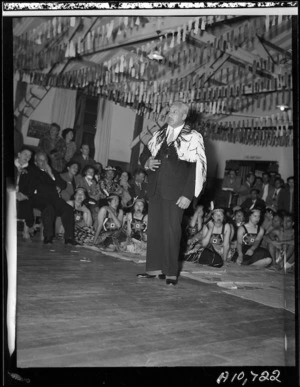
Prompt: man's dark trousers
<box><xmin>146</xmin><ymin>187</ymin><xmax>184</xmax><ymax>277</ymax></box>
<box><xmin>31</xmin><ymin>196</ymin><xmax>74</xmax><ymax>240</ymax></box>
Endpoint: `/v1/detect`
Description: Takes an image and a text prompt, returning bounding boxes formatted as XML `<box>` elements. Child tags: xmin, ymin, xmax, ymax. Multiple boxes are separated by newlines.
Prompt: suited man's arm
<box><xmin>52</xmin><ymin>170</ymin><xmax>67</xmax><ymax>190</ymax></box>
<box><xmin>181</xmin><ymin>162</ymin><xmax>196</xmax><ymax>201</ymax></box>
<box><xmin>139</xmin><ymin>144</ymin><xmax>152</xmax><ymax>168</ymax></box>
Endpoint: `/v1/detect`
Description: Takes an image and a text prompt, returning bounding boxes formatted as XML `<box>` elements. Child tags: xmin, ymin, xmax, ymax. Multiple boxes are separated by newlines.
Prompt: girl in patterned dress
<box><xmin>196</xmin><ymin>208</ymin><xmax>231</xmax><ymax>267</ymax></box>
<box><xmin>93</xmin><ymin>194</ymin><xmax>124</xmax><ymax>251</ymax></box>
<box><xmin>67</xmin><ymin>188</ymin><xmax>95</xmax><ymax>246</ymax></box>
<box><xmin>232</xmin><ymin>208</ymin><xmax>272</xmax><ymax>267</ymax></box>
<box><xmin>119</xmin><ymin>198</ymin><xmax>148</xmax><ymax>255</ymax></box>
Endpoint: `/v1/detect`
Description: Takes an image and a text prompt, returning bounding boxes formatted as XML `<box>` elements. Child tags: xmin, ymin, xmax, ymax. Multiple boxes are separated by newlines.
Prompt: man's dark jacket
<box><xmin>139</xmin><ymin>124</ymin><xmax>196</xmax><ymax>201</ymax></box>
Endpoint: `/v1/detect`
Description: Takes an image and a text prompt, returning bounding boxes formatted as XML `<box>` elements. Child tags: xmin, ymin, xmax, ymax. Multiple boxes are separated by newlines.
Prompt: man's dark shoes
<box><xmin>65</xmin><ymin>238</ymin><xmax>79</xmax><ymax>246</ymax></box>
<box><xmin>136</xmin><ymin>273</ymin><xmax>156</xmax><ymax>278</ymax></box>
<box><xmin>43</xmin><ymin>237</ymin><xmax>53</xmax><ymax>245</ymax></box>
<box><xmin>166</xmin><ymin>278</ymin><xmax>177</xmax><ymax>286</ymax></box>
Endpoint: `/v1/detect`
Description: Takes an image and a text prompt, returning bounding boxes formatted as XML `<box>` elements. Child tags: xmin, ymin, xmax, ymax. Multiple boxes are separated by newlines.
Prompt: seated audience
<box><xmin>228</xmin><ymin>208</ymin><xmax>246</xmax><ymax>259</ymax></box>
<box><xmin>15</xmin><ymin>148</ymin><xmax>34</xmax><ymax>239</ymax></box>
<box><xmin>38</xmin><ymin>123</ymin><xmax>66</xmax><ymax>172</ymax></box>
<box><xmin>128</xmin><ymin>168</ymin><xmax>148</xmax><ymax>201</ymax></box>
<box><xmin>67</xmin><ymin>187</ymin><xmax>95</xmax><ymax>246</ymax></box>
<box><xmin>62</xmin><ymin>128</ymin><xmax>77</xmax><ymax>163</ymax></box>
<box><xmin>72</xmin><ymin>143</ymin><xmax>96</xmax><ymax>171</ymax></box>
<box><xmin>270</xmin><ymin>178</ymin><xmax>284</xmax><ymax>210</ymax></box>
<box><xmin>197</xmin><ymin>207</ymin><xmax>231</xmax><ymax>267</ymax></box>
<box><xmin>119</xmin><ymin>171</ymin><xmax>132</xmax><ymax>208</ymax></box>
<box><xmin>99</xmin><ymin>166</ymin><xmax>122</xmax><ymax>200</ymax></box>
<box><xmin>241</xmin><ymin>188</ymin><xmax>266</xmax><ymax>214</ymax></box>
<box><xmin>259</xmin><ymin>172</ymin><xmax>275</xmax><ymax>207</ymax></box>
<box><xmin>121</xmin><ymin>198</ymin><xmax>148</xmax><ymax>255</ymax></box>
<box><xmin>263</xmin><ymin>213</ymin><xmax>284</xmax><ymax>265</ymax></box>
<box><xmin>221</xmin><ymin>169</ymin><xmax>241</xmax><ymax>207</ymax></box>
<box><xmin>94</xmin><ymin>163</ymin><xmax>103</xmax><ymax>182</ymax></box>
<box><xmin>277</xmin><ymin>176</ymin><xmax>294</xmax><ymax>213</ymax></box>
<box><xmin>76</xmin><ymin>165</ymin><xmax>102</xmax><ymax>227</ymax></box>
<box><xmin>278</xmin><ymin>213</ymin><xmax>295</xmax><ymax>271</ymax></box>
<box><xmin>237</xmin><ymin>173</ymin><xmax>255</xmax><ymax>205</ymax></box>
<box><xmin>60</xmin><ymin>161</ymin><xmax>80</xmax><ymax>202</ymax></box>
<box><xmin>183</xmin><ymin>205</ymin><xmax>208</xmax><ymax>262</ymax></box>
<box><xmin>253</xmin><ymin>176</ymin><xmax>263</xmax><ymax>193</ymax></box>
<box><xmin>26</xmin><ymin>151</ymin><xmax>76</xmax><ymax>245</ymax></box>
<box><xmin>94</xmin><ymin>194</ymin><xmax>124</xmax><ymax>250</ymax></box>
<box><xmin>231</xmin><ymin>208</ymin><xmax>272</xmax><ymax>267</ymax></box>
<box><xmin>261</xmin><ymin>207</ymin><xmax>276</xmax><ymax>236</ymax></box>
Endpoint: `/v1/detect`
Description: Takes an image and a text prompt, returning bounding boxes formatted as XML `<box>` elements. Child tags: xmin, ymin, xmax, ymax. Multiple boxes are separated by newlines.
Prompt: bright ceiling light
<box><xmin>147</xmin><ymin>50</ymin><xmax>164</xmax><ymax>61</ymax></box>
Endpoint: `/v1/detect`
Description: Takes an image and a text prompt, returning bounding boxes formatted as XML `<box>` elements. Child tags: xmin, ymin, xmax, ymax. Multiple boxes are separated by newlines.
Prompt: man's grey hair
<box><xmin>172</xmin><ymin>101</ymin><xmax>189</xmax><ymax>116</ymax></box>
<box><xmin>34</xmin><ymin>151</ymin><xmax>48</xmax><ymax>161</ymax></box>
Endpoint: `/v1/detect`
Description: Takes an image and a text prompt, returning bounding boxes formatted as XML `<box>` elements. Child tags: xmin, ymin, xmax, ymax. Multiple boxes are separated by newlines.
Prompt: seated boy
<box><xmin>262</xmin><ymin>213</ymin><xmax>283</xmax><ymax>265</ymax></box>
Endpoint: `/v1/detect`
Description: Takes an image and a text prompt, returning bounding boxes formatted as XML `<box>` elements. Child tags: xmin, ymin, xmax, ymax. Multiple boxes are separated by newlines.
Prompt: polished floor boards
<box><xmin>16</xmin><ymin>238</ymin><xmax>295</xmax><ymax>368</ymax></box>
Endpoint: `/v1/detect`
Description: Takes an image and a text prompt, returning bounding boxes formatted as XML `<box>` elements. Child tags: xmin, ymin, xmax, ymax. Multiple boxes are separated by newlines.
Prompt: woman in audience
<box><xmin>196</xmin><ymin>207</ymin><xmax>231</xmax><ymax>267</ymax></box>
<box><xmin>60</xmin><ymin>161</ymin><xmax>80</xmax><ymax>202</ymax></box>
<box><xmin>94</xmin><ymin>194</ymin><xmax>124</xmax><ymax>251</ymax></box>
<box><xmin>67</xmin><ymin>188</ymin><xmax>95</xmax><ymax>246</ymax></box>
<box><xmin>38</xmin><ymin>123</ymin><xmax>66</xmax><ymax>172</ymax></box>
<box><xmin>119</xmin><ymin>171</ymin><xmax>132</xmax><ymax>208</ymax></box>
<box><xmin>261</xmin><ymin>207</ymin><xmax>276</xmax><ymax>235</ymax></box>
<box><xmin>99</xmin><ymin>166</ymin><xmax>122</xmax><ymax>200</ymax></box>
<box><xmin>62</xmin><ymin>128</ymin><xmax>77</xmax><ymax>164</ymax></box>
<box><xmin>76</xmin><ymin>165</ymin><xmax>101</xmax><ymax>227</ymax></box>
<box><xmin>232</xmin><ymin>208</ymin><xmax>272</xmax><ymax>267</ymax></box>
<box><xmin>262</xmin><ymin>213</ymin><xmax>284</xmax><ymax>265</ymax></box>
<box><xmin>183</xmin><ymin>205</ymin><xmax>207</xmax><ymax>262</ymax></box>
<box><xmin>121</xmin><ymin>198</ymin><xmax>148</xmax><ymax>254</ymax></box>
<box><xmin>228</xmin><ymin>208</ymin><xmax>245</xmax><ymax>260</ymax></box>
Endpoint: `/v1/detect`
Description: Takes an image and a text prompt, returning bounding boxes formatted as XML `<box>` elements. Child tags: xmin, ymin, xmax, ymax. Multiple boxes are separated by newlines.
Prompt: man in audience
<box><xmin>271</xmin><ymin>178</ymin><xmax>284</xmax><ymax>210</ymax></box>
<box><xmin>241</xmin><ymin>188</ymin><xmax>266</xmax><ymax>214</ymax></box>
<box><xmin>15</xmin><ymin>147</ymin><xmax>34</xmax><ymax>239</ymax></box>
<box><xmin>260</xmin><ymin>172</ymin><xmax>275</xmax><ymax>207</ymax></box>
<box><xmin>128</xmin><ymin>168</ymin><xmax>148</xmax><ymax>201</ymax></box>
<box><xmin>277</xmin><ymin>176</ymin><xmax>294</xmax><ymax>213</ymax></box>
<box><xmin>27</xmin><ymin>151</ymin><xmax>76</xmax><ymax>245</ymax></box>
<box><xmin>72</xmin><ymin>143</ymin><xmax>96</xmax><ymax>171</ymax></box>
<box><xmin>237</xmin><ymin>173</ymin><xmax>255</xmax><ymax>205</ymax></box>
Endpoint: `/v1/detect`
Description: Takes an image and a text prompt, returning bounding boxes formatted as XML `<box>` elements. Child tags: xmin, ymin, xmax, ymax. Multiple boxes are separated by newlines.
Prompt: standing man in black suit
<box><xmin>27</xmin><ymin>151</ymin><xmax>76</xmax><ymax>245</ymax></box>
<box><xmin>137</xmin><ymin>101</ymin><xmax>207</xmax><ymax>285</ymax></box>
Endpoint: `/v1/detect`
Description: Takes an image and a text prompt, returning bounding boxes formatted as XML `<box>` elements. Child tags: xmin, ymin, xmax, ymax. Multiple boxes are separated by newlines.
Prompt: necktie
<box><xmin>167</xmin><ymin>128</ymin><xmax>174</xmax><ymax>145</ymax></box>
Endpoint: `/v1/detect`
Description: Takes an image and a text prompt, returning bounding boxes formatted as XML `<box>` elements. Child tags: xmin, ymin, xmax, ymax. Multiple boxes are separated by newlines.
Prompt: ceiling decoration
<box><xmin>13</xmin><ymin>15</ymin><xmax>294</xmax><ymax>147</ymax></box>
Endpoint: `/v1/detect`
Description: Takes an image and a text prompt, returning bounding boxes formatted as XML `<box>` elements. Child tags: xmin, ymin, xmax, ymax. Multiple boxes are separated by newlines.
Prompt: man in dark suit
<box><xmin>128</xmin><ymin>168</ymin><xmax>148</xmax><ymax>201</ymax></box>
<box><xmin>241</xmin><ymin>188</ymin><xmax>266</xmax><ymax>214</ymax></box>
<box><xmin>72</xmin><ymin>143</ymin><xmax>96</xmax><ymax>171</ymax></box>
<box><xmin>277</xmin><ymin>176</ymin><xmax>294</xmax><ymax>213</ymax></box>
<box><xmin>15</xmin><ymin>147</ymin><xmax>34</xmax><ymax>239</ymax></box>
<box><xmin>137</xmin><ymin>101</ymin><xmax>207</xmax><ymax>285</ymax></box>
<box><xmin>27</xmin><ymin>151</ymin><xmax>76</xmax><ymax>245</ymax></box>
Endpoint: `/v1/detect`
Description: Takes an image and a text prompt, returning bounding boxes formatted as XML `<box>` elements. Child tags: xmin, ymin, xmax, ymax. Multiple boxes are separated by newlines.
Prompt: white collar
<box><xmin>14</xmin><ymin>158</ymin><xmax>28</xmax><ymax>170</ymax></box>
<box><xmin>167</xmin><ymin>124</ymin><xmax>185</xmax><ymax>141</ymax></box>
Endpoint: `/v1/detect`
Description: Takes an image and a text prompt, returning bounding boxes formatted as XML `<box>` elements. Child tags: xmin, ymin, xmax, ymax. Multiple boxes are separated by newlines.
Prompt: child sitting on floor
<box><xmin>271</xmin><ymin>214</ymin><xmax>295</xmax><ymax>272</ymax></box>
<box><xmin>263</xmin><ymin>213</ymin><xmax>284</xmax><ymax>266</ymax></box>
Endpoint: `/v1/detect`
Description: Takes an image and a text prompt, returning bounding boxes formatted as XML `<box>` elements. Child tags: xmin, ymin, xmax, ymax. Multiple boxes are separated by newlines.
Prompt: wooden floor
<box><xmin>16</xmin><ymin>237</ymin><xmax>296</xmax><ymax>368</ymax></box>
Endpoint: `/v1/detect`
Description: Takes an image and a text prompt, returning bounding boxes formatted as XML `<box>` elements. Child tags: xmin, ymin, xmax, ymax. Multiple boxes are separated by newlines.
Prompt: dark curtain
<box><xmin>73</xmin><ymin>92</ymin><xmax>86</xmax><ymax>152</ymax></box>
<box><xmin>129</xmin><ymin>113</ymin><xmax>144</xmax><ymax>174</ymax></box>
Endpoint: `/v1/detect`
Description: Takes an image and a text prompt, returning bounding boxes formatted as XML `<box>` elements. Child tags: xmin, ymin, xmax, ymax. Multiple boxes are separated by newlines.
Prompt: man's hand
<box><xmin>176</xmin><ymin>196</ymin><xmax>191</xmax><ymax>209</ymax></box>
<box><xmin>16</xmin><ymin>192</ymin><xmax>29</xmax><ymax>201</ymax></box>
<box><xmin>145</xmin><ymin>157</ymin><xmax>161</xmax><ymax>171</ymax></box>
<box><xmin>56</xmin><ymin>186</ymin><xmax>61</xmax><ymax>194</ymax></box>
